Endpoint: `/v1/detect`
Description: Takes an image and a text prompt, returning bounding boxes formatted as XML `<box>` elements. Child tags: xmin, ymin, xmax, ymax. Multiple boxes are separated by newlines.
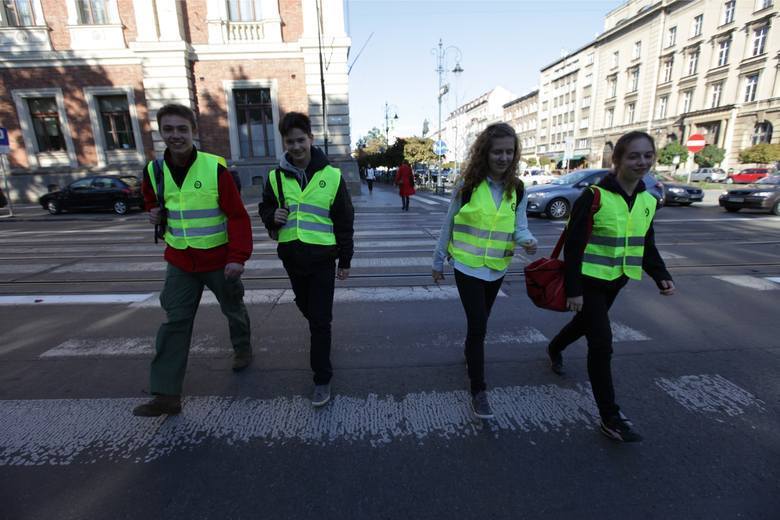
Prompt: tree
<box><xmin>694</xmin><ymin>145</ymin><xmax>725</xmax><ymax>168</ymax></box>
<box><xmin>402</xmin><ymin>137</ymin><xmax>438</xmax><ymax>166</ymax></box>
<box><xmin>738</xmin><ymin>143</ymin><xmax>780</xmax><ymax>164</ymax></box>
<box><xmin>657</xmin><ymin>141</ymin><xmax>689</xmax><ymax>166</ymax></box>
<box><xmin>539</xmin><ymin>156</ymin><xmax>554</xmax><ymax>167</ymax></box>
<box><xmin>525</xmin><ymin>157</ymin><xmax>538</xmax><ymax>167</ymax></box>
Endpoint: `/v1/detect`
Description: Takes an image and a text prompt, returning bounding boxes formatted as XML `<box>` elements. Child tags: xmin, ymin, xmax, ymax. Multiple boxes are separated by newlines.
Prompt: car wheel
<box><xmin>725</xmin><ymin>177</ymin><xmax>734</xmax><ymax>184</ymax></box>
<box><xmin>113</xmin><ymin>200</ymin><xmax>128</xmax><ymax>215</ymax></box>
<box><xmin>725</xmin><ymin>207</ymin><xmax>739</xmax><ymax>213</ymax></box>
<box><xmin>772</xmin><ymin>200</ymin><xmax>780</xmax><ymax>216</ymax></box>
<box><xmin>47</xmin><ymin>200</ymin><xmax>61</xmax><ymax>215</ymax></box>
<box><xmin>704</xmin><ymin>177</ymin><xmax>712</xmax><ymax>183</ymax></box>
<box><xmin>546</xmin><ymin>198</ymin><xmax>570</xmax><ymax>219</ymax></box>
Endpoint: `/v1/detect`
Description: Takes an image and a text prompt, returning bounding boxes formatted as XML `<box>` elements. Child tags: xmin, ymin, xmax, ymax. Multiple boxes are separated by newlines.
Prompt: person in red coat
<box><xmin>395</xmin><ymin>161</ymin><xmax>416</xmax><ymax>211</ymax></box>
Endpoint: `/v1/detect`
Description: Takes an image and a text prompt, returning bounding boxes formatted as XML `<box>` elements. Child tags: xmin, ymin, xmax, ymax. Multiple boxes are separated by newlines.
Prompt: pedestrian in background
<box><xmin>133</xmin><ymin>103</ymin><xmax>253</xmax><ymax>417</ymax></box>
<box><xmin>259</xmin><ymin>112</ymin><xmax>354</xmax><ymax>407</ymax></box>
<box><xmin>395</xmin><ymin>161</ymin><xmax>415</xmax><ymax>211</ymax></box>
<box><xmin>365</xmin><ymin>164</ymin><xmax>376</xmax><ymax>193</ymax></box>
<box><xmin>432</xmin><ymin>123</ymin><xmax>537</xmax><ymax>419</ymax></box>
<box><xmin>547</xmin><ymin>130</ymin><xmax>675</xmax><ymax>443</ymax></box>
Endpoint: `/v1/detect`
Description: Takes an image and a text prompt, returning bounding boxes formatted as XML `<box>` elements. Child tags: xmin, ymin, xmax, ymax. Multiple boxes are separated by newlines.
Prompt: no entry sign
<box><xmin>686</xmin><ymin>134</ymin><xmax>706</xmax><ymax>153</ymax></box>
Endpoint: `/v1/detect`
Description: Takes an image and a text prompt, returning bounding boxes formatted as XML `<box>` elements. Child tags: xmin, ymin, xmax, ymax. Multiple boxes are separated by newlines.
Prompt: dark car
<box><xmin>526</xmin><ymin>169</ymin><xmax>663</xmax><ymax>219</ymax></box>
<box><xmin>719</xmin><ymin>175</ymin><xmax>780</xmax><ymax>215</ymax></box>
<box><xmin>656</xmin><ymin>174</ymin><xmax>703</xmax><ymax>205</ymax></box>
<box><xmin>39</xmin><ymin>175</ymin><xmax>143</xmax><ymax>215</ymax></box>
<box><xmin>726</xmin><ymin>167</ymin><xmax>776</xmax><ymax>184</ymax></box>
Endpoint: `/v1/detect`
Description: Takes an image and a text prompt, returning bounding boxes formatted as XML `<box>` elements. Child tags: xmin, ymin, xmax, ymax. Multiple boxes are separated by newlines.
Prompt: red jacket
<box><xmin>395</xmin><ymin>164</ymin><xmax>416</xmax><ymax>197</ymax></box>
<box><xmin>142</xmin><ymin>149</ymin><xmax>253</xmax><ymax>273</ymax></box>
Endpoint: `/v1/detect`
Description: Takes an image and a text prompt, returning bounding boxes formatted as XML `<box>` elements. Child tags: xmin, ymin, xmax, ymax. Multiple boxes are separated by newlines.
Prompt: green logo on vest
<box><xmin>194</xmin><ymin>181</ymin><xmax>202</xmax><ymax>189</ymax></box>
<box><xmin>511</xmin><ymin>202</ymin><xmax>517</xmax><ymax>211</ymax></box>
<box><xmin>645</xmin><ymin>208</ymin><xmax>650</xmax><ymax>217</ymax></box>
<box><xmin>319</xmin><ymin>180</ymin><xmax>326</xmax><ymax>188</ymax></box>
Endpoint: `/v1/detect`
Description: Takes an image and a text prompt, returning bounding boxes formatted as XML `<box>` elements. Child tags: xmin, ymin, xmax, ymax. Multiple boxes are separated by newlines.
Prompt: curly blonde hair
<box><xmin>458</xmin><ymin>122</ymin><xmax>522</xmax><ymax>200</ymax></box>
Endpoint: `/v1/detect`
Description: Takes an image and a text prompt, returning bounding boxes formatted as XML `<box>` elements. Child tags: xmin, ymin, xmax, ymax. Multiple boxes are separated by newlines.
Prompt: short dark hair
<box><xmin>279</xmin><ymin>112</ymin><xmax>312</xmax><ymax>137</ymax></box>
<box><xmin>157</xmin><ymin>103</ymin><xmax>197</xmax><ymax>130</ymax></box>
<box><xmin>612</xmin><ymin>130</ymin><xmax>656</xmax><ymax>166</ymax></box>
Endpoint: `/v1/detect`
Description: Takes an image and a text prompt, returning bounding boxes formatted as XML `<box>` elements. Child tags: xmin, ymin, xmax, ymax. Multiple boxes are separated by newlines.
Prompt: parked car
<box><xmin>656</xmin><ymin>174</ymin><xmax>703</xmax><ymax>205</ymax></box>
<box><xmin>520</xmin><ymin>170</ymin><xmax>557</xmax><ymax>185</ymax></box>
<box><xmin>526</xmin><ymin>169</ymin><xmax>664</xmax><ymax>219</ymax></box>
<box><xmin>688</xmin><ymin>167</ymin><xmax>727</xmax><ymax>183</ymax></box>
<box><xmin>726</xmin><ymin>167</ymin><xmax>776</xmax><ymax>184</ymax></box>
<box><xmin>719</xmin><ymin>175</ymin><xmax>780</xmax><ymax>215</ymax></box>
<box><xmin>39</xmin><ymin>175</ymin><xmax>143</xmax><ymax>215</ymax></box>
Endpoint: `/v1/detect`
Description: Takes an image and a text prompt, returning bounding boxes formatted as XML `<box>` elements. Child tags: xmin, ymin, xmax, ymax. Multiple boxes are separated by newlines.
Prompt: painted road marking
<box><xmin>41</xmin><ymin>336</ymin><xmax>224</xmax><ymax>358</ymax></box>
<box><xmin>0</xmin><ymin>294</ymin><xmax>154</xmax><ymax>306</ymax></box>
<box><xmin>655</xmin><ymin>374</ymin><xmax>765</xmax><ymax>416</ymax></box>
<box><xmin>425</xmin><ymin>194</ymin><xmax>452</xmax><ymax>203</ymax></box>
<box><xmin>659</xmin><ymin>251</ymin><xmax>686</xmax><ymax>260</ymax></box>
<box><xmin>765</xmin><ymin>277</ymin><xmax>780</xmax><ymax>284</ymax></box>
<box><xmin>412</xmin><ymin>196</ymin><xmax>441</xmax><ymax>206</ymax></box>
<box><xmin>713</xmin><ymin>275</ymin><xmax>779</xmax><ymax>291</ymax></box>
<box><xmin>611</xmin><ymin>322</ymin><xmax>650</xmax><ymax>341</ymax></box>
<box><xmin>0</xmin><ymin>385</ymin><xmax>600</xmax><ymax>465</ymax></box>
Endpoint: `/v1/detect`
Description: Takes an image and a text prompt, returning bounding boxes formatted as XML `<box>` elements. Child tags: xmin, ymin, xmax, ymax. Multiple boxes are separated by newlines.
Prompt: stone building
<box><xmin>502</xmin><ymin>89</ymin><xmax>539</xmax><ymax>167</ymax></box>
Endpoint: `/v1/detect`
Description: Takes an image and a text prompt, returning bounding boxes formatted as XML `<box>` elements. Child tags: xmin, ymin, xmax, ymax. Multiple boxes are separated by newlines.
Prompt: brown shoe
<box><xmin>132</xmin><ymin>395</ymin><xmax>182</xmax><ymax>417</ymax></box>
<box><xmin>232</xmin><ymin>352</ymin><xmax>253</xmax><ymax>372</ymax></box>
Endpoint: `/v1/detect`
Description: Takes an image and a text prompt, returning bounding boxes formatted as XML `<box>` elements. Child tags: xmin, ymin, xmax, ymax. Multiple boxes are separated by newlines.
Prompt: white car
<box><xmin>688</xmin><ymin>167</ymin><xmax>727</xmax><ymax>183</ymax></box>
<box><xmin>520</xmin><ymin>170</ymin><xmax>558</xmax><ymax>185</ymax></box>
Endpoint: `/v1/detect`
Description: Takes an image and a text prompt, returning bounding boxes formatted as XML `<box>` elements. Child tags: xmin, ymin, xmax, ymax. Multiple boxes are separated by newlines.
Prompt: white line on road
<box><xmin>611</xmin><ymin>322</ymin><xmax>650</xmax><ymax>341</ymax></box>
<box><xmin>0</xmin><ymin>294</ymin><xmax>154</xmax><ymax>306</ymax></box>
<box><xmin>40</xmin><ymin>335</ymin><xmax>224</xmax><ymax>357</ymax></box>
<box><xmin>655</xmin><ymin>374</ymin><xmax>766</xmax><ymax>416</ymax></box>
<box><xmin>412</xmin><ymin>196</ymin><xmax>441</xmax><ymax>206</ymax></box>
<box><xmin>659</xmin><ymin>251</ymin><xmax>687</xmax><ymax>260</ymax></box>
<box><xmin>765</xmin><ymin>277</ymin><xmax>780</xmax><ymax>284</ymax></box>
<box><xmin>713</xmin><ymin>275</ymin><xmax>779</xmax><ymax>291</ymax></box>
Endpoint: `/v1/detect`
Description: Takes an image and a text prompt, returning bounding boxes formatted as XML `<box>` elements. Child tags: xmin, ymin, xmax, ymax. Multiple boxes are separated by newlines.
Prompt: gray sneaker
<box><xmin>471</xmin><ymin>391</ymin><xmax>494</xmax><ymax>419</ymax></box>
<box><xmin>312</xmin><ymin>383</ymin><xmax>331</xmax><ymax>407</ymax></box>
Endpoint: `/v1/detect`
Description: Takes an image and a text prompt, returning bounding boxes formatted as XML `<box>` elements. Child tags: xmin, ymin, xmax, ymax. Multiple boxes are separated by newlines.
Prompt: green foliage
<box><xmin>524</xmin><ymin>157</ymin><xmax>538</xmax><ymax>167</ymax></box>
<box><xmin>402</xmin><ymin>137</ymin><xmax>438</xmax><ymax>166</ymax></box>
<box><xmin>738</xmin><ymin>143</ymin><xmax>780</xmax><ymax>164</ymax></box>
<box><xmin>539</xmin><ymin>156</ymin><xmax>554</xmax><ymax>167</ymax></box>
<box><xmin>694</xmin><ymin>145</ymin><xmax>725</xmax><ymax>167</ymax></box>
<box><xmin>657</xmin><ymin>141</ymin><xmax>689</xmax><ymax>166</ymax></box>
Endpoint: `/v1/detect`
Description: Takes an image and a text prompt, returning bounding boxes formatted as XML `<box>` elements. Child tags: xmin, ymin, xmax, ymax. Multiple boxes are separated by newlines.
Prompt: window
<box><xmin>657</xmin><ymin>95</ymin><xmax>669</xmax><ymax>118</ymax></box>
<box><xmin>608</xmin><ymin>77</ymin><xmax>617</xmax><ymax>97</ymax></box>
<box><xmin>666</xmin><ymin>26</ymin><xmax>677</xmax><ymax>47</ymax></box>
<box><xmin>710</xmin><ymin>82</ymin><xmax>723</xmax><ymax>108</ymax></box>
<box><xmin>77</xmin><ymin>0</ymin><xmax>109</xmax><ymax>24</ymax></box>
<box><xmin>70</xmin><ymin>178</ymin><xmax>93</xmax><ymax>190</ymax></box>
<box><xmin>27</xmin><ymin>97</ymin><xmax>66</xmax><ymax>152</ymax></box>
<box><xmin>717</xmin><ymin>39</ymin><xmax>731</xmax><ymax>67</ymax></box>
<box><xmin>692</xmin><ymin>15</ymin><xmax>703</xmax><ymax>37</ymax></box>
<box><xmin>605</xmin><ymin>108</ymin><xmax>614</xmax><ymax>127</ymax></box>
<box><xmin>682</xmin><ymin>90</ymin><xmax>693</xmax><ymax>113</ymax></box>
<box><xmin>625</xmin><ymin>102</ymin><xmax>636</xmax><ymax>124</ymax></box>
<box><xmin>687</xmin><ymin>50</ymin><xmax>699</xmax><ymax>75</ymax></box>
<box><xmin>744</xmin><ymin>74</ymin><xmax>759</xmax><ymax>102</ymax></box>
<box><xmin>234</xmin><ymin>88</ymin><xmax>275</xmax><ymax>158</ymax></box>
<box><xmin>97</xmin><ymin>95</ymin><xmax>135</xmax><ymax>150</ymax></box>
<box><xmin>586</xmin><ymin>53</ymin><xmax>594</xmax><ymax>65</ymax></box>
<box><xmin>758</xmin><ymin>0</ymin><xmax>772</xmax><ymax>10</ymax></box>
<box><xmin>633</xmin><ymin>41</ymin><xmax>642</xmax><ymax>59</ymax></box>
<box><xmin>753</xmin><ymin>26</ymin><xmax>768</xmax><ymax>56</ymax></box>
<box><xmin>612</xmin><ymin>50</ymin><xmax>619</xmax><ymax>68</ymax></box>
<box><xmin>228</xmin><ymin>0</ymin><xmax>262</xmax><ymax>21</ymax></box>
<box><xmin>629</xmin><ymin>67</ymin><xmax>640</xmax><ymax>92</ymax></box>
<box><xmin>577</xmin><ymin>138</ymin><xmax>588</xmax><ymax>149</ymax></box>
<box><xmin>1</xmin><ymin>0</ymin><xmax>34</xmax><ymax>26</ymax></box>
<box><xmin>662</xmin><ymin>58</ymin><xmax>674</xmax><ymax>82</ymax></box>
<box><xmin>723</xmin><ymin>1</ymin><xmax>735</xmax><ymax>24</ymax></box>
<box><xmin>752</xmin><ymin>121</ymin><xmax>773</xmax><ymax>145</ymax></box>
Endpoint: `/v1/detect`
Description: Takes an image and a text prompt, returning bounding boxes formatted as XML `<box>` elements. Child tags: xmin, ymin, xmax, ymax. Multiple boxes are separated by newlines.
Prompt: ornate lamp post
<box><xmin>432</xmin><ymin>38</ymin><xmax>463</xmax><ymax>194</ymax></box>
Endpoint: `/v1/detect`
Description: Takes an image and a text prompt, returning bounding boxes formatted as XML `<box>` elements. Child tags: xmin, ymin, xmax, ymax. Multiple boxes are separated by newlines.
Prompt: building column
<box><xmin>721</xmin><ymin>107</ymin><xmax>739</xmax><ymax>170</ymax></box>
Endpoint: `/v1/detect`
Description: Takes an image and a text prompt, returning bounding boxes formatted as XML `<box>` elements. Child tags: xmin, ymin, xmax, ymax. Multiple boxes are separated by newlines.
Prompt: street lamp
<box><xmin>383</xmin><ymin>101</ymin><xmax>398</xmax><ymax>151</ymax></box>
<box><xmin>432</xmin><ymin>38</ymin><xmax>463</xmax><ymax>194</ymax></box>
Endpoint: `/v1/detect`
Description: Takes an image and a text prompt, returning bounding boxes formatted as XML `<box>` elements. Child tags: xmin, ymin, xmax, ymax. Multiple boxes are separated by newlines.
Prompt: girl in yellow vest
<box><xmin>432</xmin><ymin>123</ymin><xmax>538</xmax><ymax>419</ymax></box>
<box><xmin>547</xmin><ymin>130</ymin><xmax>676</xmax><ymax>442</ymax></box>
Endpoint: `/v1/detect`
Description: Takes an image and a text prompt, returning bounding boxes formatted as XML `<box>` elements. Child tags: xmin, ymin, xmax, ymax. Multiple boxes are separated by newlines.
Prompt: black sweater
<box><xmin>259</xmin><ymin>147</ymin><xmax>354</xmax><ymax>272</ymax></box>
<box><xmin>564</xmin><ymin>173</ymin><xmax>672</xmax><ymax>297</ymax></box>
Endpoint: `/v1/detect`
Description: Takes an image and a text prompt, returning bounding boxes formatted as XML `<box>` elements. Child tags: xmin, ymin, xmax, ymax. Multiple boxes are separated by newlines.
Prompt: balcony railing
<box><xmin>227</xmin><ymin>21</ymin><xmax>264</xmax><ymax>42</ymax></box>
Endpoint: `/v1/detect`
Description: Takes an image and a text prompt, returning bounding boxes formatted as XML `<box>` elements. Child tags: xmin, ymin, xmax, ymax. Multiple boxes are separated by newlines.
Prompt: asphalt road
<box><xmin>1</xmin><ymin>182</ymin><xmax>779</xmax><ymax>519</ymax></box>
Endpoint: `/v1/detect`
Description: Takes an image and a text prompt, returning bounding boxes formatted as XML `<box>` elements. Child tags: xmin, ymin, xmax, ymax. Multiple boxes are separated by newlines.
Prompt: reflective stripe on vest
<box><xmin>146</xmin><ymin>151</ymin><xmax>228</xmax><ymax>250</ymax></box>
<box><xmin>581</xmin><ymin>186</ymin><xmax>656</xmax><ymax>281</ymax></box>
<box><xmin>447</xmin><ymin>180</ymin><xmax>517</xmax><ymax>271</ymax></box>
<box><xmin>270</xmin><ymin>166</ymin><xmax>341</xmax><ymax>246</ymax></box>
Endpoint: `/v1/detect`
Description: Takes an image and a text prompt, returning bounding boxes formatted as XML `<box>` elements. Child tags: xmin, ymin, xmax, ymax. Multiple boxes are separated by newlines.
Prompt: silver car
<box><xmin>688</xmin><ymin>167</ymin><xmax>727</xmax><ymax>183</ymax></box>
<box><xmin>525</xmin><ymin>169</ymin><xmax>663</xmax><ymax>219</ymax></box>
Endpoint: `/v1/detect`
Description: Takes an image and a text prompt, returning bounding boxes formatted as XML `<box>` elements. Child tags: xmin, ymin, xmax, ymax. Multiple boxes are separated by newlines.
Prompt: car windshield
<box><xmin>550</xmin><ymin>170</ymin><xmax>600</xmax><ymax>185</ymax></box>
<box><xmin>756</xmin><ymin>176</ymin><xmax>780</xmax><ymax>185</ymax></box>
<box><xmin>120</xmin><ymin>176</ymin><xmax>140</xmax><ymax>187</ymax></box>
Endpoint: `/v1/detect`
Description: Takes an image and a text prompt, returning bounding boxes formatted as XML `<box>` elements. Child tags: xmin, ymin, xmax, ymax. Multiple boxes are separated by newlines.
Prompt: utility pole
<box><xmin>432</xmin><ymin>39</ymin><xmax>463</xmax><ymax>194</ymax></box>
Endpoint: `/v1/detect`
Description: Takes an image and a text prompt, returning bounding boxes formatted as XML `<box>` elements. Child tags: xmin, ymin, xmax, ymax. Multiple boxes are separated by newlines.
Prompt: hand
<box><xmin>659</xmin><ymin>279</ymin><xmax>676</xmax><ymax>296</ymax></box>
<box><xmin>224</xmin><ymin>262</ymin><xmax>244</xmax><ymax>279</ymax></box>
<box><xmin>336</xmin><ymin>268</ymin><xmax>350</xmax><ymax>280</ymax></box>
<box><xmin>432</xmin><ymin>270</ymin><xmax>444</xmax><ymax>284</ymax></box>
<box><xmin>566</xmin><ymin>296</ymin><xmax>583</xmax><ymax>313</ymax></box>
<box><xmin>274</xmin><ymin>208</ymin><xmax>289</xmax><ymax>225</ymax></box>
<box><xmin>149</xmin><ymin>207</ymin><xmax>162</xmax><ymax>225</ymax></box>
<box><xmin>521</xmin><ymin>239</ymin><xmax>538</xmax><ymax>255</ymax></box>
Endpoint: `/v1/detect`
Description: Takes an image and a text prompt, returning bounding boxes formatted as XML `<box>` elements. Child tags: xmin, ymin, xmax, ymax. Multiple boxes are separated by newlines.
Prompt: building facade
<box><xmin>502</xmin><ymin>89</ymin><xmax>539</xmax><ymax>166</ymax></box>
<box><xmin>0</xmin><ymin>0</ymin><xmax>356</xmax><ymax>201</ymax></box>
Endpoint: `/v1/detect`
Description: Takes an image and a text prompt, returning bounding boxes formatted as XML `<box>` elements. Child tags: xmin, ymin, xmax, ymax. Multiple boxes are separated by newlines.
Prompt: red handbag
<box><xmin>524</xmin><ymin>188</ymin><xmax>600</xmax><ymax>312</ymax></box>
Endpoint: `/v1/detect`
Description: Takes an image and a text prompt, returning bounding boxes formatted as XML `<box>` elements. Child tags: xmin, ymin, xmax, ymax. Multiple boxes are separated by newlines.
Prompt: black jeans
<box><xmin>367</xmin><ymin>179</ymin><xmax>374</xmax><ymax>192</ymax></box>
<box><xmin>286</xmin><ymin>262</ymin><xmax>336</xmax><ymax>384</ymax></box>
<box><xmin>401</xmin><ymin>196</ymin><xmax>410</xmax><ymax>210</ymax></box>
<box><xmin>548</xmin><ymin>276</ymin><xmax>628</xmax><ymax>420</ymax></box>
<box><xmin>454</xmin><ymin>269</ymin><xmax>505</xmax><ymax>395</ymax></box>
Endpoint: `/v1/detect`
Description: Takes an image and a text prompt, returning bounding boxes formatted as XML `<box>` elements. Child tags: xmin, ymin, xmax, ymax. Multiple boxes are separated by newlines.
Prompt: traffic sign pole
<box><xmin>685</xmin><ymin>134</ymin><xmax>706</xmax><ymax>184</ymax></box>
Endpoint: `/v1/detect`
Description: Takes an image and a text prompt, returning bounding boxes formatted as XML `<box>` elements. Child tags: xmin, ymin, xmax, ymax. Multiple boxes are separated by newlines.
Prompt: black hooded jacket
<box><xmin>564</xmin><ymin>173</ymin><xmax>672</xmax><ymax>297</ymax></box>
<box><xmin>259</xmin><ymin>147</ymin><xmax>354</xmax><ymax>273</ymax></box>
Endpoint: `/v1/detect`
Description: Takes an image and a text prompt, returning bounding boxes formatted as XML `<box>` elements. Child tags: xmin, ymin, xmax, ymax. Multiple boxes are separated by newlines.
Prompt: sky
<box><xmin>345</xmin><ymin>0</ymin><xmax>620</xmax><ymax>147</ymax></box>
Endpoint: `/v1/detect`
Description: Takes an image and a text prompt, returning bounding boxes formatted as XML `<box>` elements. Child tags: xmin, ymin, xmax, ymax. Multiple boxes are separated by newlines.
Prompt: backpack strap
<box><xmin>551</xmin><ymin>186</ymin><xmax>601</xmax><ymax>259</ymax></box>
<box><xmin>273</xmin><ymin>169</ymin><xmax>286</xmax><ymax>209</ymax></box>
<box><xmin>152</xmin><ymin>159</ymin><xmax>165</xmax><ymax>244</ymax></box>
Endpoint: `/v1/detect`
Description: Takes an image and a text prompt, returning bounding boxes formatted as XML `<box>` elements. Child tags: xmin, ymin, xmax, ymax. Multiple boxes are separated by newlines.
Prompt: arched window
<box><xmin>752</xmin><ymin>121</ymin><xmax>773</xmax><ymax>145</ymax></box>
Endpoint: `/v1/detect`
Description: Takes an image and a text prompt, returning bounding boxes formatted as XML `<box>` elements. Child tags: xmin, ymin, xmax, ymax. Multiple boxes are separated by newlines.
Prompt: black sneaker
<box><xmin>471</xmin><ymin>391</ymin><xmax>494</xmax><ymax>419</ymax></box>
<box><xmin>232</xmin><ymin>351</ymin><xmax>253</xmax><ymax>372</ymax></box>
<box><xmin>132</xmin><ymin>395</ymin><xmax>182</xmax><ymax>417</ymax></box>
<box><xmin>600</xmin><ymin>415</ymin><xmax>643</xmax><ymax>443</ymax></box>
<box><xmin>547</xmin><ymin>344</ymin><xmax>564</xmax><ymax>375</ymax></box>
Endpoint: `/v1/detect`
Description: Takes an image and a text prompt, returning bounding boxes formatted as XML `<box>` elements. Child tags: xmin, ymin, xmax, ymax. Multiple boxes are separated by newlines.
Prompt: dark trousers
<box><xmin>401</xmin><ymin>196</ymin><xmax>410</xmax><ymax>210</ymax></box>
<box><xmin>151</xmin><ymin>264</ymin><xmax>251</xmax><ymax>396</ymax></box>
<box><xmin>454</xmin><ymin>269</ymin><xmax>505</xmax><ymax>395</ymax></box>
<box><xmin>548</xmin><ymin>276</ymin><xmax>628</xmax><ymax>420</ymax></box>
<box><xmin>286</xmin><ymin>262</ymin><xmax>336</xmax><ymax>384</ymax></box>
<box><xmin>367</xmin><ymin>179</ymin><xmax>374</xmax><ymax>192</ymax></box>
